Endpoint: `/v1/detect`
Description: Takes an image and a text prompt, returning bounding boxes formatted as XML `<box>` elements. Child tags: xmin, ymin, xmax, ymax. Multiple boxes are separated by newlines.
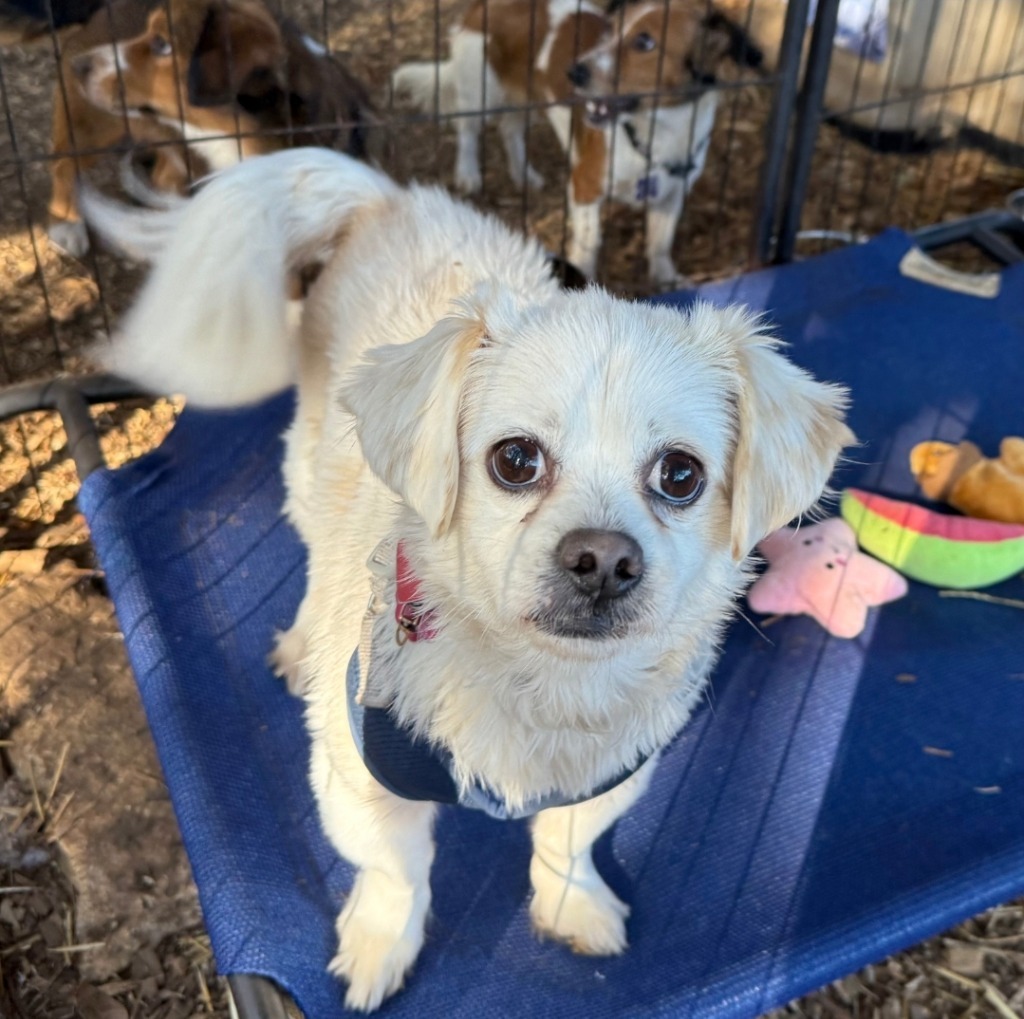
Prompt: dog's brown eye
<box><xmin>649</xmin><ymin>450</ymin><xmax>705</xmax><ymax>505</ymax></box>
<box><xmin>490</xmin><ymin>438</ymin><xmax>546</xmax><ymax>489</ymax></box>
<box><xmin>632</xmin><ymin>31</ymin><xmax>656</xmax><ymax>52</ymax></box>
<box><xmin>150</xmin><ymin>34</ymin><xmax>172</xmax><ymax>56</ymax></box>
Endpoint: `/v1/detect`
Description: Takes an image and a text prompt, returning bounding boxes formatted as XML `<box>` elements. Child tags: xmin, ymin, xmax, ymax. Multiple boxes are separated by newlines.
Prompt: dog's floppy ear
<box><xmin>701</xmin><ymin>11</ymin><xmax>763</xmax><ymax>70</ymax></box>
<box><xmin>338</xmin><ymin>299</ymin><xmax>491</xmax><ymax>539</ymax></box>
<box><xmin>685</xmin><ymin>10</ymin><xmax>745</xmax><ymax>81</ymax></box>
<box><xmin>727</xmin><ymin>310</ymin><xmax>854</xmax><ymax>560</ymax></box>
<box><xmin>187</xmin><ymin>0</ymin><xmax>284</xmax><ymax>107</ymax></box>
<box><xmin>281</xmin><ymin>43</ymin><xmax>378</xmax><ymax>155</ymax></box>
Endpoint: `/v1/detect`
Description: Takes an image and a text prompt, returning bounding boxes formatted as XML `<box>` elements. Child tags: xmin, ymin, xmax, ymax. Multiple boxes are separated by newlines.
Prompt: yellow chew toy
<box><xmin>910</xmin><ymin>437</ymin><xmax>1024</xmax><ymax>525</ymax></box>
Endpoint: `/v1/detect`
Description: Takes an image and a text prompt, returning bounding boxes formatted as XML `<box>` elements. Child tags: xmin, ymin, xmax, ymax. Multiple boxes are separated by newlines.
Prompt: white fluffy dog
<box><xmin>84</xmin><ymin>148</ymin><xmax>853</xmax><ymax>1012</ymax></box>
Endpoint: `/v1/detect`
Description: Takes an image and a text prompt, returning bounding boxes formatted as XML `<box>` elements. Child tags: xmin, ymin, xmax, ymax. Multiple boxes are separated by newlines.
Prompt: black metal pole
<box><xmin>0</xmin><ymin>373</ymin><xmax>149</xmax><ymax>478</ymax></box>
<box><xmin>752</xmin><ymin>0</ymin><xmax>813</xmax><ymax>265</ymax></box>
<box><xmin>774</xmin><ymin>0</ymin><xmax>842</xmax><ymax>264</ymax></box>
<box><xmin>227</xmin><ymin>974</ymin><xmax>292</xmax><ymax>1019</ymax></box>
<box><xmin>914</xmin><ymin>210</ymin><xmax>1024</xmax><ymax>264</ymax></box>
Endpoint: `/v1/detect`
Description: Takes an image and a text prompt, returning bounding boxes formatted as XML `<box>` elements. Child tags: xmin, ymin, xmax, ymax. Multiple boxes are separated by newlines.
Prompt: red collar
<box><xmin>395</xmin><ymin>542</ymin><xmax>439</xmax><ymax>643</ymax></box>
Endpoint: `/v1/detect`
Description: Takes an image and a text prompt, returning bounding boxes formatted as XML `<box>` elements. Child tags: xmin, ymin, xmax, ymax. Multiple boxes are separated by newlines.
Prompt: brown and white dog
<box><xmin>49</xmin><ymin>0</ymin><xmax>376</xmax><ymax>256</ymax></box>
<box><xmin>393</xmin><ymin>0</ymin><xmax>751</xmax><ymax>286</ymax></box>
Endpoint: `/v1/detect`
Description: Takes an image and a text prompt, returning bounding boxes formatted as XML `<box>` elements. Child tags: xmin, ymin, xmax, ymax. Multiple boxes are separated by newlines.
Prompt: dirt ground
<box><xmin>1</xmin><ymin>0</ymin><xmax>1024</xmax><ymax>1015</ymax></box>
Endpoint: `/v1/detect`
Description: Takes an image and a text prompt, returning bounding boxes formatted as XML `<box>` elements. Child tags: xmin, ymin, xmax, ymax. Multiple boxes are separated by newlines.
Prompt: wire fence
<box><xmin>781</xmin><ymin>0</ymin><xmax>1024</xmax><ymax>262</ymax></box>
<box><xmin>1</xmin><ymin>0</ymin><xmax>1019</xmax><ymax>393</ymax></box>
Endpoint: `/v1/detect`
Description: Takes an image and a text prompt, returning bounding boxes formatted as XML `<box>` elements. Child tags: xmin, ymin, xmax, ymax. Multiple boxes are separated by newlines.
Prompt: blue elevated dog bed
<box><xmin>77</xmin><ymin>228</ymin><xmax>1024</xmax><ymax>1018</ymax></box>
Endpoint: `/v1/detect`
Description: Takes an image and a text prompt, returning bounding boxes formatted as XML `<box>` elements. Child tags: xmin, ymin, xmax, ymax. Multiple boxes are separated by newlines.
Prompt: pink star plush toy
<box><xmin>747</xmin><ymin>518</ymin><xmax>908</xmax><ymax>639</ymax></box>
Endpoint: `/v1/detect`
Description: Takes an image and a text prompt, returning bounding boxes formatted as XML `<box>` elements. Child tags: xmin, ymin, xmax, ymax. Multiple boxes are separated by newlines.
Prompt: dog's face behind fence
<box><xmin>570</xmin><ymin>0</ymin><xmax>734</xmax><ymax>110</ymax></box>
<box><xmin>71</xmin><ymin>8</ymin><xmax>180</xmax><ymax>114</ymax></box>
<box><xmin>70</xmin><ymin>0</ymin><xmax>283</xmax><ymax>118</ymax></box>
<box><xmin>342</xmin><ymin>292</ymin><xmax>852</xmax><ymax>657</ymax></box>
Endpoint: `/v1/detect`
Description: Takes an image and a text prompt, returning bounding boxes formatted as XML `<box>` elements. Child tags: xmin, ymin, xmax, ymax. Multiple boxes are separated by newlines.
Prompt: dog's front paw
<box><xmin>529</xmin><ymin>860</ymin><xmax>630</xmax><ymax>955</ymax></box>
<box><xmin>565</xmin><ymin>243</ymin><xmax>597</xmax><ymax>282</ymax></box>
<box><xmin>455</xmin><ymin>165</ymin><xmax>482</xmax><ymax>195</ymax></box>
<box><xmin>328</xmin><ymin>874</ymin><xmax>426</xmax><ymax>1012</ymax></box>
<box><xmin>329</xmin><ymin>930</ymin><xmax>417</xmax><ymax>1012</ymax></box>
<box><xmin>649</xmin><ymin>258</ymin><xmax>691</xmax><ymax>290</ymax></box>
<box><xmin>269</xmin><ymin>625</ymin><xmax>308</xmax><ymax>697</ymax></box>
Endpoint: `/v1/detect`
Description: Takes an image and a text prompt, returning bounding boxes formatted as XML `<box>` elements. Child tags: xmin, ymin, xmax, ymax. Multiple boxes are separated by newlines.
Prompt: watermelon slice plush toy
<box><xmin>841</xmin><ymin>488</ymin><xmax>1024</xmax><ymax>589</ymax></box>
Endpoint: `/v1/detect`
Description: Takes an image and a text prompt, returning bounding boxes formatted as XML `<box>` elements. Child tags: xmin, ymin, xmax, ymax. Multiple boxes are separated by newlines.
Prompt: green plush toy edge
<box><xmin>840</xmin><ymin>488</ymin><xmax>1024</xmax><ymax>589</ymax></box>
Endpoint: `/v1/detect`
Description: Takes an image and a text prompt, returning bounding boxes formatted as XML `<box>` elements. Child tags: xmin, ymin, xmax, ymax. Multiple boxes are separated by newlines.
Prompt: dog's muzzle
<box><xmin>580</xmin><ymin>93</ymin><xmax>641</xmax><ymax>127</ymax></box>
<box><xmin>559</xmin><ymin>528</ymin><xmax>643</xmax><ymax>599</ymax></box>
<box><xmin>532</xmin><ymin>528</ymin><xmax>646</xmax><ymax>639</ymax></box>
<box><xmin>568</xmin><ymin>66</ymin><xmax>642</xmax><ymax>125</ymax></box>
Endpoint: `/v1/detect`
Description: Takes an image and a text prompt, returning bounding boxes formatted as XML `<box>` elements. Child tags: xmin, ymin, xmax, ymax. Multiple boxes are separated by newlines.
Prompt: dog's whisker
<box><xmin>732</xmin><ymin>605</ymin><xmax>772</xmax><ymax>646</ymax></box>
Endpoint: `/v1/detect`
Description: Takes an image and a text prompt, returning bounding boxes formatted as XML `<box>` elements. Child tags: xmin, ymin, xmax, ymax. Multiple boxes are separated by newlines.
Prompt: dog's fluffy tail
<box><xmin>81</xmin><ymin>148</ymin><xmax>398</xmax><ymax>407</ymax></box>
<box><xmin>81</xmin><ymin>181</ymin><xmax>188</xmax><ymax>263</ymax></box>
<box><xmin>391</xmin><ymin>59</ymin><xmax>457</xmax><ymax>115</ymax></box>
<box><xmin>116</xmin><ymin>153</ymin><xmax>187</xmax><ymax>214</ymax></box>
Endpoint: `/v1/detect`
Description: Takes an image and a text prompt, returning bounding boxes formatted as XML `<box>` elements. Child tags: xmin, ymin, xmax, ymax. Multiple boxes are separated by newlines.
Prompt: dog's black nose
<box><xmin>557</xmin><ymin>529</ymin><xmax>644</xmax><ymax>600</ymax></box>
<box><xmin>71</xmin><ymin>53</ymin><xmax>93</xmax><ymax>81</ymax></box>
<box><xmin>566</xmin><ymin>62</ymin><xmax>590</xmax><ymax>88</ymax></box>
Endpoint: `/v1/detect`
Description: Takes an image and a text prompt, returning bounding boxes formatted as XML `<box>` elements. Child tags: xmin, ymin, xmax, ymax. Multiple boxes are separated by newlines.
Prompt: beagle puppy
<box><xmin>393</xmin><ymin>0</ymin><xmax>756</xmax><ymax>286</ymax></box>
<box><xmin>48</xmin><ymin>0</ymin><xmax>376</xmax><ymax>256</ymax></box>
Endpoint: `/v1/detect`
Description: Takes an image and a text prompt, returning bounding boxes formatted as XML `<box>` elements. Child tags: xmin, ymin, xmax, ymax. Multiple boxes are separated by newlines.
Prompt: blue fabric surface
<box><xmin>79</xmin><ymin>229</ymin><xmax>1024</xmax><ymax>1018</ymax></box>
